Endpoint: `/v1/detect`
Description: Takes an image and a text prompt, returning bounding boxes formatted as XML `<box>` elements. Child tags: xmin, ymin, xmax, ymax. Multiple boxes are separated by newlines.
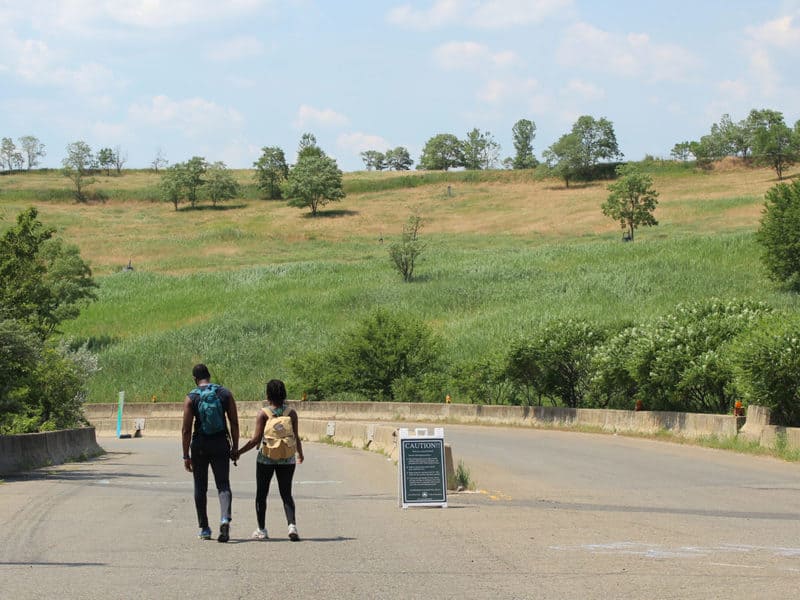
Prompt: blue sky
<box><xmin>2</xmin><ymin>0</ymin><xmax>799</xmax><ymax>172</ymax></box>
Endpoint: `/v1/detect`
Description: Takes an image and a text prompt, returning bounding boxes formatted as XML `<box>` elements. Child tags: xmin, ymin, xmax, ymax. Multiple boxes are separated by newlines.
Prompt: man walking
<box><xmin>181</xmin><ymin>363</ymin><xmax>239</xmax><ymax>542</ymax></box>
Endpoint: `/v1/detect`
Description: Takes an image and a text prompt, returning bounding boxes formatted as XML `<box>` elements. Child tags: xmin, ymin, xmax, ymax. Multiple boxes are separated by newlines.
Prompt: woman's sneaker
<box><xmin>198</xmin><ymin>527</ymin><xmax>212</xmax><ymax>540</ymax></box>
<box><xmin>252</xmin><ymin>528</ymin><xmax>268</xmax><ymax>540</ymax></box>
<box><xmin>218</xmin><ymin>521</ymin><xmax>230</xmax><ymax>543</ymax></box>
<box><xmin>288</xmin><ymin>524</ymin><xmax>300</xmax><ymax>541</ymax></box>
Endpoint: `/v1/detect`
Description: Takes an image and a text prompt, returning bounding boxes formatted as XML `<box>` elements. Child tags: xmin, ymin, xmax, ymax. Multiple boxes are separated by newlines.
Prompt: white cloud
<box><xmin>433</xmin><ymin>41</ymin><xmax>518</xmax><ymax>70</ymax></box>
<box><xmin>294</xmin><ymin>105</ymin><xmax>349</xmax><ymax>129</ymax></box>
<box><xmin>557</xmin><ymin>22</ymin><xmax>700</xmax><ymax>83</ymax></box>
<box><xmin>129</xmin><ymin>95</ymin><xmax>244</xmax><ymax>138</ymax></box>
<box><xmin>14</xmin><ymin>0</ymin><xmax>271</xmax><ymax>32</ymax></box>
<box><xmin>208</xmin><ymin>35</ymin><xmax>265</xmax><ymax>61</ymax></box>
<box><xmin>746</xmin><ymin>15</ymin><xmax>800</xmax><ymax>50</ymax></box>
<box><xmin>387</xmin><ymin>0</ymin><xmax>460</xmax><ymax>30</ymax></box>
<box><xmin>478</xmin><ymin>76</ymin><xmax>538</xmax><ymax>103</ymax></box>
<box><xmin>467</xmin><ymin>0</ymin><xmax>574</xmax><ymax>28</ymax></box>
<box><xmin>388</xmin><ymin>0</ymin><xmax>573</xmax><ymax>30</ymax></box>
<box><xmin>337</xmin><ymin>132</ymin><xmax>392</xmax><ymax>155</ymax></box>
<box><xmin>8</xmin><ymin>34</ymin><xmax>119</xmax><ymax>94</ymax></box>
<box><xmin>561</xmin><ymin>79</ymin><xmax>605</xmax><ymax>102</ymax></box>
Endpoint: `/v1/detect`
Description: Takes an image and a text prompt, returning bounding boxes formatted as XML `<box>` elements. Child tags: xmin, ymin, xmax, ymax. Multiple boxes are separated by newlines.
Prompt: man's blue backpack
<box><xmin>192</xmin><ymin>384</ymin><xmax>226</xmax><ymax>436</ymax></box>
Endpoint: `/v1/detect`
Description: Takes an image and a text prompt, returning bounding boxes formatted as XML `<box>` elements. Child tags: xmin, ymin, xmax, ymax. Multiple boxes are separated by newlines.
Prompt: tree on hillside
<box><xmin>670</xmin><ymin>141</ymin><xmax>692</xmax><ymax>162</ymax></box>
<box><xmin>113</xmin><ymin>145</ymin><xmax>127</xmax><ymax>175</ymax></box>
<box><xmin>18</xmin><ymin>135</ymin><xmax>46</xmax><ymax>170</ymax></box>
<box><xmin>1</xmin><ymin>138</ymin><xmax>23</xmax><ymax>172</ymax></box>
<box><xmin>749</xmin><ymin>109</ymin><xmax>798</xmax><ymax>179</ymax></box>
<box><xmin>543</xmin><ymin>116</ymin><xmax>622</xmax><ymax>187</ymax></box>
<box><xmin>297</xmin><ymin>132</ymin><xmax>323</xmax><ymax>161</ymax></box>
<box><xmin>160</xmin><ymin>164</ymin><xmax>185</xmax><ymax>211</ymax></box>
<box><xmin>360</xmin><ymin>150</ymin><xmax>386</xmax><ymax>171</ymax></box>
<box><xmin>282</xmin><ymin>153</ymin><xmax>345</xmax><ymax>216</ymax></box>
<box><xmin>418</xmin><ymin>133</ymin><xmax>463</xmax><ymax>171</ymax></box>
<box><xmin>389</xmin><ymin>213</ymin><xmax>425</xmax><ymax>282</ymax></box>
<box><xmin>511</xmin><ymin>118</ymin><xmax>537</xmax><ymax>169</ymax></box>
<box><xmin>151</xmin><ymin>147</ymin><xmax>168</xmax><ymax>173</ymax></box>
<box><xmin>601</xmin><ymin>164</ymin><xmax>659</xmax><ymax>242</ymax></box>
<box><xmin>757</xmin><ymin>179</ymin><xmax>800</xmax><ymax>290</ymax></box>
<box><xmin>183</xmin><ymin>156</ymin><xmax>208</xmax><ymax>208</ymax></box>
<box><xmin>97</xmin><ymin>147</ymin><xmax>115</xmax><ymax>176</ymax></box>
<box><xmin>205</xmin><ymin>161</ymin><xmax>240</xmax><ymax>207</ymax></box>
<box><xmin>385</xmin><ymin>146</ymin><xmax>413</xmax><ymax>170</ymax></box>
<box><xmin>253</xmin><ymin>146</ymin><xmax>289</xmax><ymax>199</ymax></box>
<box><xmin>61</xmin><ymin>141</ymin><xmax>96</xmax><ymax>202</ymax></box>
<box><xmin>462</xmin><ymin>128</ymin><xmax>500</xmax><ymax>170</ymax></box>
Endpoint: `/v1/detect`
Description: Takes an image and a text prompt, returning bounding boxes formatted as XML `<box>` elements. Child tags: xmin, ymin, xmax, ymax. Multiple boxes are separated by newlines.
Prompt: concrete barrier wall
<box><xmin>84</xmin><ymin>400</ymin><xmax>751</xmax><ymax>441</ymax></box>
<box><xmin>0</xmin><ymin>428</ymin><xmax>103</xmax><ymax>476</ymax></box>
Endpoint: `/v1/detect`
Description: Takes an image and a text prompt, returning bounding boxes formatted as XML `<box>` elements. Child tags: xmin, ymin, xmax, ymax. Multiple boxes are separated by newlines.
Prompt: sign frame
<box><xmin>397</xmin><ymin>427</ymin><xmax>447</xmax><ymax>509</ymax></box>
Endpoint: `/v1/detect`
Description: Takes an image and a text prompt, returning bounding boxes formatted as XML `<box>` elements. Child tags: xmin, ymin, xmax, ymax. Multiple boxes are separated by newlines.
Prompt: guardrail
<box><xmin>85</xmin><ymin>400</ymin><xmax>751</xmax><ymax>440</ymax></box>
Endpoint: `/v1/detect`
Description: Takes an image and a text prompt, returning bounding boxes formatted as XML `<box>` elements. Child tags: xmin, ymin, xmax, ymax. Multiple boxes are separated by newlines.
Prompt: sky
<box><xmin>2</xmin><ymin>0</ymin><xmax>800</xmax><ymax>173</ymax></box>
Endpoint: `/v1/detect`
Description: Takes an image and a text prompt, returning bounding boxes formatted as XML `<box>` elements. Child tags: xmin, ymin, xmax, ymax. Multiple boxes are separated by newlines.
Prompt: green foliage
<box><xmin>360</xmin><ymin>150</ymin><xmax>386</xmax><ymax>171</ymax></box>
<box><xmin>462</xmin><ymin>128</ymin><xmax>500</xmax><ymax>170</ymax></box>
<box><xmin>204</xmin><ymin>161</ymin><xmax>240</xmax><ymax>207</ymax></box>
<box><xmin>756</xmin><ymin>179</ymin><xmax>800</xmax><ymax>290</ymax></box>
<box><xmin>253</xmin><ymin>146</ymin><xmax>288</xmax><ymax>199</ymax></box>
<box><xmin>290</xmin><ymin>309</ymin><xmax>444</xmax><ymax>402</ymax></box>
<box><xmin>731</xmin><ymin>314</ymin><xmax>800</xmax><ymax>426</ymax></box>
<box><xmin>61</xmin><ymin>141</ymin><xmax>96</xmax><ymax>202</ymax></box>
<box><xmin>418</xmin><ymin>134</ymin><xmax>464</xmax><ymax>171</ymax></box>
<box><xmin>750</xmin><ymin>109</ymin><xmax>799</xmax><ymax>179</ymax></box>
<box><xmin>506</xmin><ymin>320</ymin><xmax>606</xmax><ymax>408</ymax></box>
<box><xmin>451</xmin><ymin>354</ymin><xmax>519</xmax><ymax>405</ymax></box>
<box><xmin>283</xmin><ymin>153</ymin><xmax>345</xmax><ymax>216</ymax></box>
<box><xmin>543</xmin><ymin>115</ymin><xmax>622</xmax><ymax>187</ymax></box>
<box><xmin>453</xmin><ymin>459</ymin><xmax>474</xmax><ymax>490</ymax></box>
<box><xmin>0</xmin><ymin>208</ymin><xmax>97</xmax><ymax>335</ymax></box>
<box><xmin>384</xmin><ymin>147</ymin><xmax>413</xmax><ymax>171</ymax></box>
<box><xmin>617</xmin><ymin>299</ymin><xmax>770</xmax><ymax>413</ymax></box>
<box><xmin>0</xmin><ymin>208</ymin><xmax>98</xmax><ymax>432</ymax></box>
<box><xmin>389</xmin><ymin>213</ymin><xmax>425</xmax><ymax>282</ymax></box>
<box><xmin>511</xmin><ymin>119</ymin><xmax>537</xmax><ymax>169</ymax></box>
<box><xmin>601</xmin><ymin>164</ymin><xmax>659</xmax><ymax>241</ymax></box>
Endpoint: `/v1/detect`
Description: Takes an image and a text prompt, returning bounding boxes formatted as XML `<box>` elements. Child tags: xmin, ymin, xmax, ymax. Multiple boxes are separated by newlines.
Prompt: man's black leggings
<box><xmin>191</xmin><ymin>436</ymin><xmax>232</xmax><ymax>529</ymax></box>
<box><xmin>255</xmin><ymin>462</ymin><xmax>296</xmax><ymax>529</ymax></box>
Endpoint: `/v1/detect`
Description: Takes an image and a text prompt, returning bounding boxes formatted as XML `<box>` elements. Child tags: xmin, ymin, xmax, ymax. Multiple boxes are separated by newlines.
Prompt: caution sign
<box><xmin>398</xmin><ymin>428</ymin><xmax>447</xmax><ymax>508</ymax></box>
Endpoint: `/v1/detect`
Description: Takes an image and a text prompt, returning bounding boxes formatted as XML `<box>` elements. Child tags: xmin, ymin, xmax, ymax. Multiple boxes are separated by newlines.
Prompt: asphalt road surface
<box><xmin>1</xmin><ymin>426</ymin><xmax>800</xmax><ymax>599</ymax></box>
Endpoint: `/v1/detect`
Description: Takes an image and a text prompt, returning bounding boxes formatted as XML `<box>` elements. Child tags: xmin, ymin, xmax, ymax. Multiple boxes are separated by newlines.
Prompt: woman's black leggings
<box><xmin>255</xmin><ymin>462</ymin><xmax>296</xmax><ymax>529</ymax></box>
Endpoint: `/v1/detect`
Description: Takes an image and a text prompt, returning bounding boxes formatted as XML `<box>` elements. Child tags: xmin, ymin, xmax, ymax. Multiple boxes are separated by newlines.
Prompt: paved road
<box><xmin>1</xmin><ymin>427</ymin><xmax>799</xmax><ymax>599</ymax></box>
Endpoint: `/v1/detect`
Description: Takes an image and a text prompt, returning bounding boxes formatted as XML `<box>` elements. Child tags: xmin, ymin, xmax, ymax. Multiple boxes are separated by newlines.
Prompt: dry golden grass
<box><xmin>0</xmin><ymin>164</ymin><xmax>793</xmax><ymax>275</ymax></box>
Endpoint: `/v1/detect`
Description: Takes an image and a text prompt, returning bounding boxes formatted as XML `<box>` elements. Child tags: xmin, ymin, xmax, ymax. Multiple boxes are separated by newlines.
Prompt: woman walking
<box><xmin>237</xmin><ymin>379</ymin><xmax>304</xmax><ymax>540</ymax></box>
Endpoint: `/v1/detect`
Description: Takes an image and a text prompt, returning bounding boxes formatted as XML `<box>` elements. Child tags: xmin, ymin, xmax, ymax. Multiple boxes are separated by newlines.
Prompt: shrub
<box><xmin>505</xmin><ymin>319</ymin><xmax>606</xmax><ymax>408</ymax></box>
<box><xmin>626</xmin><ymin>299</ymin><xmax>770</xmax><ymax>413</ymax></box>
<box><xmin>756</xmin><ymin>179</ymin><xmax>800</xmax><ymax>290</ymax></box>
<box><xmin>450</xmin><ymin>354</ymin><xmax>520</xmax><ymax>405</ymax></box>
<box><xmin>732</xmin><ymin>314</ymin><xmax>800</xmax><ymax>426</ymax></box>
<box><xmin>290</xmin><ymin>309</ymin><xmax>444</xmax><ymax>401</ymax></box>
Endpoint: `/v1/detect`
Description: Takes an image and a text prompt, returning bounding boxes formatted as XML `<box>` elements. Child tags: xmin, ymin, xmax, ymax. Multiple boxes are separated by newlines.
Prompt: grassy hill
<box><xmin>1</xmin><ymin>163</ymin><xmax>798</xmax><ymax>403</ymax></box>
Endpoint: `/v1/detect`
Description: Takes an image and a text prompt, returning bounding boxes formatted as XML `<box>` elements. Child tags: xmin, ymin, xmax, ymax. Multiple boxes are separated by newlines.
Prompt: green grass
<box><xmin>60</xmin><ymin>229</ymin><xmax>800</xmax><ymax>404</ymax></box>
<box><xmin>4</xmin><ymin>164</ymin><xmax>800</xmax><ymax>406</ymax></box>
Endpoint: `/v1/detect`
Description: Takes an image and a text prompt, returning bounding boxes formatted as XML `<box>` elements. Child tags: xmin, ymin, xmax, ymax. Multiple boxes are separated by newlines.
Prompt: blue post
<box><xmin>117</xmin><ymin>391</ymin><xmax>124</xmax><ymax>438</ymax></box>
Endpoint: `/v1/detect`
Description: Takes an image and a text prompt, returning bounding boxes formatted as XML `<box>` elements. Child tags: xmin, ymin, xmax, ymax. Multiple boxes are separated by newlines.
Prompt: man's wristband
<box><xmin>183</xmin><ymin>455</ymin><xmax>190</xmax><ymax>460</ymax></box>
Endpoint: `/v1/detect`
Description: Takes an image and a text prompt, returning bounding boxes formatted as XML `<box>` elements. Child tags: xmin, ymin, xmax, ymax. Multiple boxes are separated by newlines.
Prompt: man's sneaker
<box><xmin>198</xmin><ymin>527</ymin><xmax>212</xmax><ymax>540</ymax></box>
<box><xmin>288</xmin><ymin>524</ymin><xmax>299</xmax><ymax>541</ymax></box>
<box><xmin>218</xmin><ymin>521</ymin><xmax>230</xmax><ymax>543</ymax></box>
<box><xmin>252</xmin><ymin>528</ymin><xmax>268</xmax><ymax>540</ymax></box>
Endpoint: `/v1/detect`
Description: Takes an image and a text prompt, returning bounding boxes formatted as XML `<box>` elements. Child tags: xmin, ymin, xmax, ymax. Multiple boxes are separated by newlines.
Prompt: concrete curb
<box><xmin>0</xmin><ymin>427</ymin><xmax>104</xmax><ymax>476</ymax></box>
